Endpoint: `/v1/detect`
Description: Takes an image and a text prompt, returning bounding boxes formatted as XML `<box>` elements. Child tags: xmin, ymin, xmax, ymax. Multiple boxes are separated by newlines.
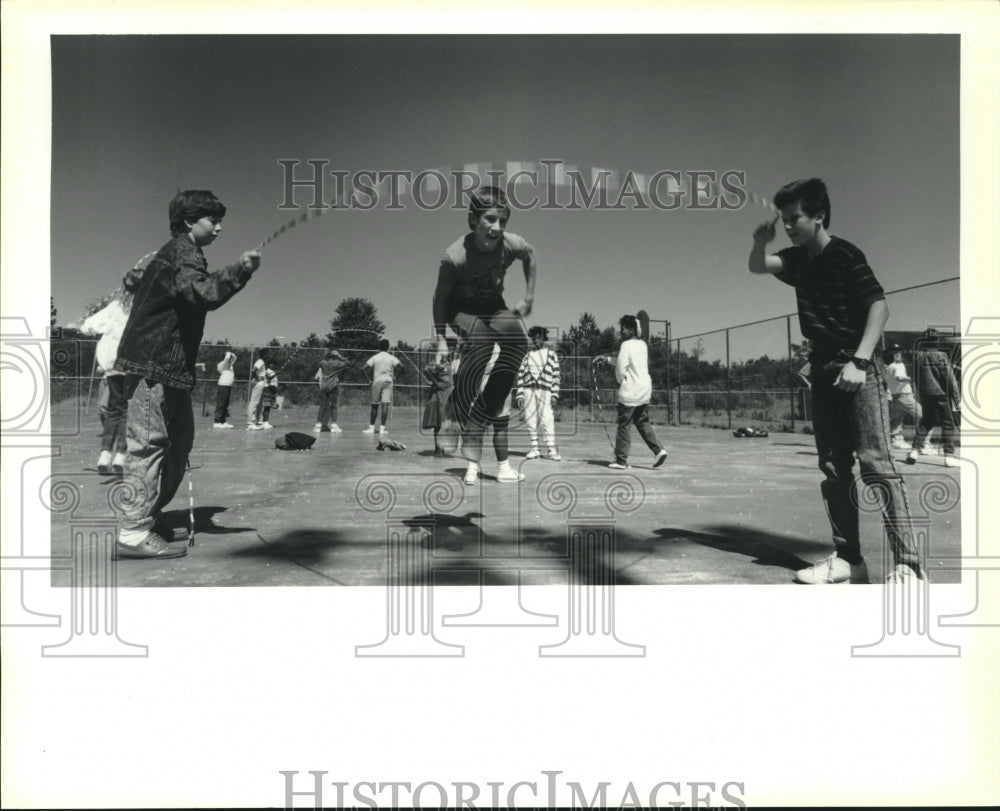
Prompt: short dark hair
<box><xmin>773</xmin><ymin>178</ymin><xmax>831</xmax><ymax>229</ymax></box>
<box><xmin>619</xmin><ymin>315</ymin><xmax>638</xmax><ymax>333</ymax></box>
<box><xmin>528</xmin><ymin>325</ymin><xmax>549</xmax><ymax>341</ymax></box>
<box><xmin>169</xmin><ymin>190</ymin><xmax>227</xmax><ymax>237</ymax></box>
<box><xmin>379</xmin><ymin>338</ymin><xmax>390</xmax><ymax>351</ymax></box>
<box><xmin>467</xmin><ymin>186</ymin><xmax>510</xmax><ymax>229</ymax></box>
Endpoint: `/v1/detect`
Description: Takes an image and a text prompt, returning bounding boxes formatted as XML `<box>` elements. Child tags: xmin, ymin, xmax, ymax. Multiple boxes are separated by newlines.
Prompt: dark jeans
<box><xmin>615</xmin><ymin>403</ymin><xmax>662</xmax><ymax>464</ymax></box>
<box><xmin>913</xmin><ymin>394</ymin><xmax>957</xmax><ymax>454</ymax></box>
<box><xmin>119</xmin><ymin>377</ymin><xmax>194</xmax><ymax>535</ymax></box>
<box><xmin>101</xmin><ymin>373</ymin><xmax>127</xmax><ymax>454</ymax></box>
<box><xmin>451</xmin><ymin>308</ymin><xmax>529</xmax><ymax>428</ymax></box>
<box><xmin>317</xmin><ymin>387</ymin><xmax>339</xmax><ymax>427</ymax></box>
<box><xmin>810</xmin><ymin>352</ymin><xmax>920</xmax><ymax>574</ymax></box>
<box><xmin>213</xmin><ymin>384</ymin><xmax>232</xmax><ymax>423</ymax></box>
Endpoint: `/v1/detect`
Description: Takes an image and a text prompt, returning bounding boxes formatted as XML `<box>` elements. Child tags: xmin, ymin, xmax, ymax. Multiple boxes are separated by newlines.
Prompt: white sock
<box><xmin>466</xmin><ymin>462</ymin><xmax>480</xmax><ymax>474</ymax></box>
<box><xmin>117</xmin><ymin>526</ymin><xmax>150</xmax><ymax>547</ymax></box>
<box><xmin>498</xmin><ymin>459</ymin><xmax>511</xmax><ymax>471</ymax></box>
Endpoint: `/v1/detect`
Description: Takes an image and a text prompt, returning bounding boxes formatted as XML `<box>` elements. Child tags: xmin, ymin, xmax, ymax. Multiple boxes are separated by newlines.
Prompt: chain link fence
<box><xmin>51</xmin><ymin>278</ymin><xmax>959</xmax><ymax>433</ymax></box>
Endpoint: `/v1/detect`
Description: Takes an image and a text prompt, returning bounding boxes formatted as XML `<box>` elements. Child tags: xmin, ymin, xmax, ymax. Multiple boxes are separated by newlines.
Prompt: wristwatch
<box><xmin>850</xmin><ymin>356</ymin><xmax>872</xmax><ymax>371</ymax></box>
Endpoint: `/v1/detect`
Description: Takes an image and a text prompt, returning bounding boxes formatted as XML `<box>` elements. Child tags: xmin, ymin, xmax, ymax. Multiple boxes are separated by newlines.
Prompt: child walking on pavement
<box><xmin>602</xmin><ymin>315</ymin><xmax>668</xmax><ymax>471</ymax></box>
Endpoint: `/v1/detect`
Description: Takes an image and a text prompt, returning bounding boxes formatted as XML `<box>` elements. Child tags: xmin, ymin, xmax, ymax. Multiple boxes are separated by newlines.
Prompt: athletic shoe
<box><xmin>919</xmin><ymin>446</ymin><xmax>940</xmax><ymax>456</ymax></box>
<box><xmin>379</xmin><ymin>426</ymin><xmax>387</xmax><ymax>435</ymax></box>
<box><xmin>464</xmin><ymin>465</ymin><xmax>479</xmax><ymax>485</ymax></box>
<box><xmin>247</xmin><ymin>424</ymin><xmax>263</xmax><ymax>431</ymax></box>
<box><xmin>262</xmin><ymin>422</ymin><xmax>274</xmax><ymax>430</ymax></box>
<box><xmin>213</xmin><ymin>423</ymin><xmax>228</xmax><ymax>429</ymax></box>
<box><xmin>890</xmin><ymin>437</ymin><xmax>911</xmax><ymax>450</ymax></box>
<box><xmin>329</xmin><ymin>424</ymin><xmax>343</xmax><ymax>433</ymax></box>
<box><xmin>313</xmin><ymin>423</ymin><xmax>323</xmax><ymax>433</ymax></box>
<box><xmin>547</xmin><ymin>449</ymin><xmax>562</xmax><ymax>461</ymax></box>
<box><xmin>653</xmin><ymin>449</ymin><xmax>668</xmax><ymax>467</ymax></box>
<box><xmin>885</xmin><ymin>564</ymin><xmax>925</xmax><ymax>584</ymax></box>
<box><xmin>525</xmin><ymin>448</ymin><xmax>541</xmax><ymax>460</ymax></box>
<box><xmin>943</xmin><ymin>455</ymin><xmax>959</xmax><ymax>468</ymax></box>
<box><xmin>97</xmin><ymin>450</ymin><xmax>113</xmax><ymax>475</ymax></box>
<box><xmin>111</xmin><ymin>452</ymin><xmax>126</xmax><ymax>476</ymax></box>
<box><xmin>220</xmin><ymin>423</ymin><xmax>234</xmax><ymax>429</ymax></box>
<box><xmin>497</xmin><ymin>466</ymin><xmax>525</xmax><ymax>483</ymax></box>
<box><xmin>905</xmin><ymin>450</ymin><xmax>918</xmax><ymax>465</ymax></box>
<box><xmin>886</xmin><ymin>564</ymin><xmax>923</xmax><ymax>583</ymax></box>
<box><xmin>794</xmin><ymin>553</ymin><xmax>869</xmax><ymax>584</ymax></box>
<box><xmin>608</xmin><ymin>462</ymin><xmax>629</xmax><ymax>470</ymax></box>
<box><xmin>362</xmin><ymin>426</ymin><xmax>376</xmax><ymax>434</ymax></box>
<box><xmin>112</xmin><ymin>532</ymin><xmax>187</xmax><ymax>561</ymax></box>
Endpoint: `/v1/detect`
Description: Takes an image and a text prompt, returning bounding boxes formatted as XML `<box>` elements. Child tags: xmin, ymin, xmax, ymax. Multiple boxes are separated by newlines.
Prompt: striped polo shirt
<box><xmin>775</xmin><ymin>236</ymin><xmax>885</xmax><ymax>358</ymax></box>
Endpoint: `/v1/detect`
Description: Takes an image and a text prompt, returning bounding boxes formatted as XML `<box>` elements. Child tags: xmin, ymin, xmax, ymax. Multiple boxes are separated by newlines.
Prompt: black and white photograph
<box><xmin>2</xmin><ymin>1</ymin><xmax>998</xmax><ymax>807</ymax></box>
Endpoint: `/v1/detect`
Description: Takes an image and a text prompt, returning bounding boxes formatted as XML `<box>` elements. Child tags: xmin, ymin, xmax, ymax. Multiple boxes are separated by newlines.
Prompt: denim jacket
<box><xmin>114</xmin><ymin>236</ymin><xmax>253</xmax><ymax>389</ymax></box>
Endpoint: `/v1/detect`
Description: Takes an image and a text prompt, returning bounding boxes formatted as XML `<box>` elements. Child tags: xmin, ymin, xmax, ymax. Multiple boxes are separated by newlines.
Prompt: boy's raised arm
<box><xmin>748</xmin><ymin>216</ymin><xmax>784</xmax><ymax>275</ymax></box>
<box><xmin>176</xmin><ymin>249</ymin><xmax>261</xmax><ymax>310</ymax></box>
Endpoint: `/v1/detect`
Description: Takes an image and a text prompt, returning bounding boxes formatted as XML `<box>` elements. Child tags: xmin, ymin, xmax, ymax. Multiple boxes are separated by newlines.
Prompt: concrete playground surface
<box><xmin>48</xmin><ymin>403</ymin><xmax>962</xmax><ymax>588</ymax></box>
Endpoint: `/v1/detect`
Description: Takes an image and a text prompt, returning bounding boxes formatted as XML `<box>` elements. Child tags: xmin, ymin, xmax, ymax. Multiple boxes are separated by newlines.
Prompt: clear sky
<box><xmin>50</xmin><ymin>34</ymin><xmax>959</xmax><ymax>361</ymax></box>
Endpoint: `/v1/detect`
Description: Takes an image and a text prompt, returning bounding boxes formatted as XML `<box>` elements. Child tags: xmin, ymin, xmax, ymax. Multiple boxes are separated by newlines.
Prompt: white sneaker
<box><xmin>213</xmin><ymin>423</ymin><xmax>227</xmax><ymax>429</ymax></box>
<box><xmin>794</xmin><ymin>553</ymin><xmax>869</xmax><ymax>584</ymax></box>
<box><xmin>919</xmin><ymin>446</ymin><xmax>939</xmax><ymax>456</ymax></box>
<box><xmin>262</xmin><ymin>422</ymin><xmax>274</xmax><ymax>430</ymax></box>
<box><xmin>547</xmin><ymin>449</ymin><xmax>562</xmax><ymax>461</ymax></box>
<box><xmin>891</xmin><ymin>437</ymin><xmax>911</xmax><ymax>450</ymax></box>
<box><xmin>111</xmin><ymin>452</ymin><xmax>126</xmax><ymax>475</ymax></box>
<box><xmin>905</xmin><ymin>449</ymin><xmax>918</xmax><ymax>465</ymax></box>
<box><xmin>464</xmin><ymin>464</ymin><xmax>480</xmax><ymax>485</ymax></box>
<box><xmin>221</xmin><ymin>422</ymin><xmax>234</xmax><ymax>429</ymax></box>
<box><xmin>313</xmin><ymin>423</ymin><xmax>323</xmax><ymax>433</ymax></box>
<box><xmin>379</xmin><ymin>426</ymin><xmax>387</xmax><ymax>435</ymax></box>
<box><xmin>653</xmin><ymin>449</ymin><xmax>668</xmax><ymax>467</ymax></box>
<box><xmin>497</xmin><ymin>465</ymin><xmax>525</xmax><ymax>483</ymax></box>
<box><xmin>329</xmin><ymin>424</ymin><xmax>343</xmax><ymax>433</ymax></box>
<box><xmin>608</xmin><ymin>461</ymin><xmax>629</xmax><ymax>470</ymax></box>
<box><xmin>943</xmin><ymin>454</ymin><xmax>959</xmax><ymax>468</ymax></box>
<box><xmin>525</xmin><ymin>448</ymin><xmax>541</xmax><ymax>460</ymax></box>
<box><xmin>247</xmin><ymin>423</ymin><xmax>263</xmax><ymax>431</ymax></box>
<box><xmin>362</xmin><ymin>426</ymin><xmax>375</xmax><ymax>434</ymax></box>
<box><xmin>885</xmin><ymin>564</ymin><xmax>925</xmax><ymax>584</ymax></box>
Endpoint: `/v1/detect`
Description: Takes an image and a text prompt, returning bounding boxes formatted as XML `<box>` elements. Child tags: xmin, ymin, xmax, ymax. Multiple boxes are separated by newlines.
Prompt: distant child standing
<box><xmin>907</xmin><ymin>337</ymin><xmax>960</xmax><ymax>468</ymax></box>
<box><xmin>515</xmin><ymin>325</ymin><xmax>561</xmax><ymax>461</ymax></box>
<box><xmin>260</xmin><ymin>366</ymin><xmax>278</xmax><ymax>429</ymax></box>
<box><xmin>314</xmin><ymin>348</ymin><xmax>349</xmax><ymax>432</ymax></box>
<box><xmin>883</xmin><ymin>344</ymin><xmax>921</xmax><ymax>449</ymax></box>
<box><xmin>749</xmin><ymin>177</ymin><xmax>921</xmax><ymax>584</ymax></box>
<box><xmin>114</xmin><ymin>189</ymin><xmax>260</xmax><ymax>560</ymax></box>
<box><xmin>422</xmin><ymin>343</ymin><xmax>456</xmax><ymax>455</ymax></box>
<box><xmin>364</xmin><ymin>339</ymin><xmax>401</xmax><ymax>435</ymax></box>
<box><xmin>246</xmin><ymin>351</ymin><xmax>267</xmax><ymax>430</ymax></box>
<box><xmin>603</xmin><ymin>315</ymin><xmax>668</xmax><ymax>470</ymax></box>
<box><xmin>213</xmin><ymin>350</ymin><xmax>237</xmax><ymax>428</ymax></box>
<box><xmin>79</xmin><ymin>265</ymin><xmax>145</xmax><ymax>474</ymax></box>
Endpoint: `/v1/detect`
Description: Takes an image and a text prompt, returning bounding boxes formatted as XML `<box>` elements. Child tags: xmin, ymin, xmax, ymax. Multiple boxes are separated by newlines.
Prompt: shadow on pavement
<box><xmin>653</xmin><ymin>523</ymin><xmax>825</xmax><ymax>573</ymax></box>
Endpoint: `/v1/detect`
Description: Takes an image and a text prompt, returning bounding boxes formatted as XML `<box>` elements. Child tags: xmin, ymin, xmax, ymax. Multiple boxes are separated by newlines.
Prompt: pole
<box><xmin>675</xmin><ymin>337</ymin><xmax>682</xmax><ymax>426</ymax></box>
<box><xmin>725</xmin><ymin>328</ymin><xmax>732</xmax><ymax>430</ymax></box>
<box><xmin>786</xmin><ymin>316</ymin><xmax>794</xmax><ymax>431</ymax></box>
